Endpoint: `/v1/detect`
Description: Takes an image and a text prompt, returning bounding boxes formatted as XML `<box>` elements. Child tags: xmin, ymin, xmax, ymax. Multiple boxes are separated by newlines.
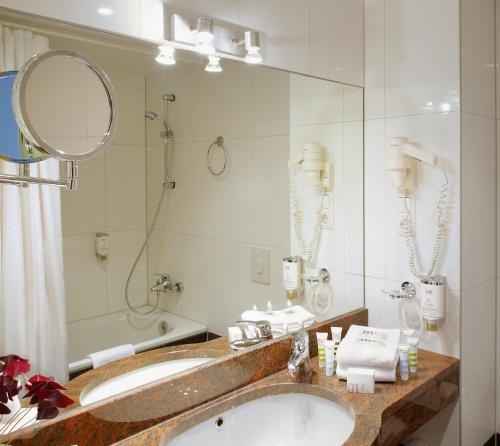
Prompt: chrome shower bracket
<box><xmin>381</xmin><ymin>281</ymin><xmax>416</xmax><ymax>300</ymax></box>
<box><xmin>0</xmin><ymin>160</ymin><xmax>79</xmax><ymax>190</ymax></box>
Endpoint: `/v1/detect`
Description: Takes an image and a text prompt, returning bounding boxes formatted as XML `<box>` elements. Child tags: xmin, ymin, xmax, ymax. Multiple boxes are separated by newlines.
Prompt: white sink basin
<box><xmin>164</xmin><ymin>392</ymin><xmax>355</xmax><ymax>446</ymax></box>
<box><xmin>80</xmin><ymin>358</ymin><xmax>213</xmax><ymax>406</ymax></box>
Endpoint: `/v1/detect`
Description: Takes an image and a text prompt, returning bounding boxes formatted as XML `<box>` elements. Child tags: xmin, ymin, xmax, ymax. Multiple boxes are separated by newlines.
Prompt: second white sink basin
<box><xmin>164</xmin><ymin>392</ymin><xmax>355</xmax><ymax>446</ymax></box>
<box><xmin>80</xmin><ymin>358</ymin><xmax>213</xmax><ymax>406</ymax></box>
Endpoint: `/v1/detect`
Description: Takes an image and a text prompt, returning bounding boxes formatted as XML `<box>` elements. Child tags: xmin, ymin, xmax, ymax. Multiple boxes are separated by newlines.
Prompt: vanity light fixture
<box><xmin>205</xmin><ymin>55</ymin><xmax>222</xmax><ymax>72</ymax></box>
<box><xmin>195</xmin><ymin>18</ymin><xmax>215</xmax><ymax>55</ymax></box>
<box><xmin>155</xmin><ymin>45</ymin><xmax>176</xmax><ymax>65</ymax></box>
<box><xmin>97</xmin><ymin>7</ymin><xmax>114</xmax><ymax>16</ymax></box>
<box><xmin>244</xmin><ymin>31</ymin><xmax>263</xmax><ymax>64</ymax></box>
<box><xmin>162</xmin><ymin>6</ymin><xmax>264</xmax><ymax>70</ymax></box>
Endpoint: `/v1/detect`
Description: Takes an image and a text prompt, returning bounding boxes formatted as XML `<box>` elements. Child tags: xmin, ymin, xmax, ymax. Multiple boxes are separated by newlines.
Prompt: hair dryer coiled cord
<box><xmin>290</xmin><ymin>178</ymin><xmax>323</xmax><ymax>264</ymax></box>
<box><xmin>400</xmin><ymin>164</ymin><xmax>449</xmax><ymax>279</ymax></box>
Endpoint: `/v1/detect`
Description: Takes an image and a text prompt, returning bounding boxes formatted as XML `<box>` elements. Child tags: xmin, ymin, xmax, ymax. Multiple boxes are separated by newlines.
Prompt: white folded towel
<box><xmin>336</xmin><ymin>325</ymin><xmax>400</xmax><ymax>369</ymax></box>
<box><xmin>336</xmin><ymin>363</ymin><xmax>396</xmax><ymax>382</ymax></box>
<box><xmin>88</xmin><ymin>344</ymin><xmax>135</xmax><ymax>368</ymax></box>
<box><xmin>241</xmin><ymin>305</ymin><xmax>315</xmax><ymax>335</ymax></box>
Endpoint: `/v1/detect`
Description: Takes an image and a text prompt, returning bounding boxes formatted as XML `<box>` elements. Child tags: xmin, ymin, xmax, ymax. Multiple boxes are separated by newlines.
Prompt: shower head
<box><xmin>145</xmin><ymin>111</ymin><xmax>173</xmax><ymax>138</ymax></box>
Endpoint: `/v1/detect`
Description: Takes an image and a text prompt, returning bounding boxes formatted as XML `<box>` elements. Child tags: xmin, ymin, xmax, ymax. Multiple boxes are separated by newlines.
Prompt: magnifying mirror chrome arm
<box><xmin>0</xmin><ymin>161</ymin><xmax>78</xmax><ymax>190</ymax></box>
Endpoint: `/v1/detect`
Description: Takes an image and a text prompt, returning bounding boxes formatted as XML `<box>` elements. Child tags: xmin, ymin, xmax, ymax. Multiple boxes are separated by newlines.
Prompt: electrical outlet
<box><xmin>251</xmin><ymin>246</ymin><xmax>271</xmax><ymax>285</ymax></box>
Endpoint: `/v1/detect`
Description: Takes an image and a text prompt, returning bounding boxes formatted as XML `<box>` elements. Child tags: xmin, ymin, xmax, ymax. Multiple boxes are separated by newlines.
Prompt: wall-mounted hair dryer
<box><xmin>289</xmin><ymin>142</ymin><xmax>331</xmax><ymax>191</ymax></box>
<box><xmin>387</xmin><ymin>137</ymin><xmax>437</xmax><ymax>196</ymax></box>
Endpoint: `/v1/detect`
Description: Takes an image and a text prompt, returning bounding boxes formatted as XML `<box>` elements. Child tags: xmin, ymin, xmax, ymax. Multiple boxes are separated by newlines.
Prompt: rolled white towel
<box><xmin>336</xmin><ymin>325</ymin><xmax>400</xmax><ymax>369</ymax></box>
<box><xmin>88</xmin><ymin>344</ymin><xmax>135</xmax><ymax>368</ymax></box>
<box><xmin>336</xmin><ymin>362</ymin><xmax>396</xmax><ymax>382</ymax></box>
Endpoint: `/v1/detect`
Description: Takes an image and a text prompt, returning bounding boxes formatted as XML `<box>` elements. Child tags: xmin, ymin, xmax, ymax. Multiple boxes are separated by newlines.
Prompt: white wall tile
<box><xmin>290</xmin><ymin>74</ymin><xmax>343</xmax><ymax>126</ymax></box>
<box><xmin>160</xmin><ymin>232</ymin><xmax>220</xmax><ymax>327</ymax></box>
<box><xmin>252</xmin><ymin>67</ymin><xmax>290</xmax><ymax>137</ymax></box>
<box><xmin>212</xmin><ymin>239</ymin><xmax>253</xmax><ymax>335</ymax></box>
<box><xmin>364</xmin><ymin>0</ymin><xmax>385</xmax><ymax>119</ymax></box>
<box><xmin>309</xmin><ymin>0</ymin><xmax>364</xmax><ymax>86</ymax></box>
<box><xmin>344</xmin><ymin>121</ymin><xmax>364</xmax><ymax>276</ymax></box>
<box><xmin>61</xmin><ymin>155</ymin><xmax>106</xmax><ymax>235</ymax></box>
<box><xmin>364</xmin><ymin>119</ymin><xmax>386</xmax><ymax>279</ymax></box>
<box><xmin>166</xmin><ymin>141</ymin><xmax>221</xmax><ymax>238</ymax></box>
<box><xmin>365</xmin><ymin>277</ymin><xmax>386</xmax><ymax>328</ymax></box>
<box><xmin>461</xmin><ymin>0</ymin><xmax>496</xmax><ymax>118</ymax></box>
<box><xmin>145</xmin><ymin>143</ymin><xmax>169</xmax><ymax>230</ymax></box>
<box><xmin>191</xmin><ymin>66</ymin><xmax>223</xmax><ymax>142</ymax></box>
<box><xmin>385</xmin><ymin>113</ymin><xmax>461</xmax><ymax>291</ymax></box>
<box><xmin>105</xmin><ymin>145</ymin><xmax>146</xmax><ymax>232</ymax></box>
<box><xmin>344</xmin><ymin>273</ymin><xmax>364</xmax><ymax>312</ymax></box>
<box><xmin>220</xmin><ymin>138</ymin><xmax>253</xmax><ymax>243</ymax></box>
<box><xmin>461</xmin><ymin>280</ymin><xmax>496</xmax><ymax>445</ymax></box>
<box><xmin>252</xmin><ymin>135</ymin><xmax>290</xmax><ymax>249</ymax></box>
<box><xmin>462</xmin><ymin>113</ymin><xmax>496</xmax><ymax>289</ymax></box>
<box><xmin>64</xmin><ymin>234</ymin><xmax>107</xmax><ymax>322</ymax></box>
<box><xmin>163</xmin><ymin>0</ymin><xmax>238</xmax><ymax>23</ymax></box>
<box><xmin>343</xmin><ymin>85</ymin><xmax>363</xmax><ymax>122</ymax></box>
<box><xmin>107</xmin><ymin>230</ymin><xmax>148</xmax><ymax>313</ymax></box>
<box><xmin>385</xmin><ymin>0</ymin><xmax>460</xmax><ymax>117</ymax></box>
<box><xmin>1</xmin><ymin>0</ymin><xmax>141</xmax><ymax>37</ymax></box>
<box><xmin>220</xmin><ymin>61</ymin><xmax>253</xmax><ymax>139</ymax></box>
<box><xmin>107</xmin><ymin>70</ymin><xmax>146</xmax><ymax>146</ymax></box>
<box><xmin>239</xmin><ymin>0</ymin><xmax>309</xmax><ymax>74</ymax></box>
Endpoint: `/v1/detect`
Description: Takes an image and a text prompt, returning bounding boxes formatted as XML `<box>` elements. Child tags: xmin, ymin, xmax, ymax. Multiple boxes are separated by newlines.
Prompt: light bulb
<box><xmin>244</xmin><ymin>30</ymin><xmax>262</xmax><ymax>64</ymax></box>
<box><xmin>205</xmin><ymin>55</ymin><xmax>222</xmax><ymax>73</ymax></box>
<box><xmin>196</xmin><ymin>18</ymin><xmax>214</xmax><ymax>55</ymax></box>
<box><xmin>155</xmin><ymin>45</ymin><xmax>176</xmax><ymax>65</ymax></box>
<box><xmin>245</xmin><ymin>47</ymin><xmax>262</xmax><ymax>64</ymax></box>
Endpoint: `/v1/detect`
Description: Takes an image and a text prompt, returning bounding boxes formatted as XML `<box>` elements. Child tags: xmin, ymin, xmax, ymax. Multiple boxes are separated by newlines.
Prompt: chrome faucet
<box><xmin>288</xmin><ymin>329</ymin><xmax>312</xmax><ymax>380</ymax></box>
<box><xmin>229</xmin><ymin>320</ymin><xmax>273</xmax><ymax>351</ymax></box>
<box><xmin>150</xmin><ymin>273</ymin><xmax>183</xmax><ymax>294</ymax></box>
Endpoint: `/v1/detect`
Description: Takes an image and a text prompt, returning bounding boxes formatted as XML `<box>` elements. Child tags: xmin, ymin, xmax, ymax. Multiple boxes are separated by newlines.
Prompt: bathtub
<box><xmin>67</xmin><ymin>308</ymin><xmax>208</xmax><ymax>373</ymax></box>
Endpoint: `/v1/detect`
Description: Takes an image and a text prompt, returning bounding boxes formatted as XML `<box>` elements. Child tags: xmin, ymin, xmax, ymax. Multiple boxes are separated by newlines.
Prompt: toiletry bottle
<box><xmin>316</xmin><ymin>332</ymin><xmax>328</xmax><ymax>368</ymax></box>
<box><xmin>407</xmin><ymin>337</ymin><xmax>419</xmax><ymax>375</ymax></box>
<box><xmin>399</xmin><ymin>345</ymin><xmax>410</xmax><ymax>381</ymax></box>
<box><xmin>330</xmin><ymin>327</ymin><xmax>342</xmax><ymax>373</ymax></box>
<box><xmin>324</xmin><ymin>340</ymin><xmax>335</xmax><ymax>377</ymax></box>
<box><xmin>421</xmin><ymin>276</ymin><xmax>445</xmax><ymax>331</ymax></box>
<box><xmin>283</xmin><ymin>256</ymin><xmax>302</xmax><ymax>300</ymax></box>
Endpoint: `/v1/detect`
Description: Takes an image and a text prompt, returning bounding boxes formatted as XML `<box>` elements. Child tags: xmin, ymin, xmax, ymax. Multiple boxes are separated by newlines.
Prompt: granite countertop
<box><xmin>65</xmin><ymin>336</ymin><xmax>232</xmax><ymax>406</ymax></box>
<box><xmin>113</xmin><ymin>349</ymin><xmax>459</xmax><ymax>446</ymax></box>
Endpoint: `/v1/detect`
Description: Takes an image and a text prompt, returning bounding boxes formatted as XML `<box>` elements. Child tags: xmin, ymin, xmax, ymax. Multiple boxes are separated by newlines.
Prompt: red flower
<box><xmin>23</xmin><ymin>375</ymin><xmax>74</xmax><ymax>420</ymax></box>
<box><xmin>0</xmin><ymin>375</ymin><xmax>20</xmax><ymax>403</ymax></box>
<box><xmin>0</xmin><ymin>355</ymin><xmax>30</xmax><ymax>379</ymax></box>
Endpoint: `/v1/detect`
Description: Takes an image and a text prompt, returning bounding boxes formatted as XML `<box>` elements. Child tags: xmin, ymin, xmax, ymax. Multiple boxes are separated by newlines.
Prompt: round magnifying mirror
<box><xmin>12</xmin><ymin>50</ymin><xmax>116</xmax><ymax>162</ymax></box>
<box><xmin>0</xmin><ymin>71</ymin><xmax>47</xmax><ymax>163</ymax></box>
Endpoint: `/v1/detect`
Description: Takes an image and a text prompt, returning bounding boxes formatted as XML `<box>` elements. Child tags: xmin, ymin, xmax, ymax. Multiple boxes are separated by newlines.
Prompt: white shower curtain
<box><xmin>0</xmin><ymin>26</ymin><xmax>68</xmax><ymax>383</ymax></box>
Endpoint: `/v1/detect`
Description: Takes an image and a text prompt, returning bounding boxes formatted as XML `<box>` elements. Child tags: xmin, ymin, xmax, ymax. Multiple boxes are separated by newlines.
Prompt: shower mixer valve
<box><xmin>151</xmin><ymin>273</ymin><xmax>183</xmax><ymax>294</ymax></box>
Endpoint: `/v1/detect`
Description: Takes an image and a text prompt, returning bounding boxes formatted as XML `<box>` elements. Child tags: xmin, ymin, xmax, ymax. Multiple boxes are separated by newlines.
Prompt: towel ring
<box><xmin>207</xmin><ymin>136</ymin><xmax>228</xmax><ymax>176</ymax></box>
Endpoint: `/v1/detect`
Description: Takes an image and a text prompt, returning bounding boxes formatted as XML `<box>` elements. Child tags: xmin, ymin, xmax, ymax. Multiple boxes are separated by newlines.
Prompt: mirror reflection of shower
<box><xmin>125</xmin><ymin>93</ymin><xmax>176</xmax><ymax>316</ymax></box>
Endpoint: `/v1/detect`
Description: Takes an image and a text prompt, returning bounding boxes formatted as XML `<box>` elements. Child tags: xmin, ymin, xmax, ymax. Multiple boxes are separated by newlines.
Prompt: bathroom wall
<box><xmin>363</xmin><ymin>0</ymin><xmax>461</xmax><ymax>444</ymax></box>
<box><xmin>57</xmin><ymin>41</ymin><xmax>150</xmax><ymax>326</ymax></box>
<box><xmin>145</xmin><ymin>59</ymin><xmax>292</xmax><ymax>336</ymax></box>
<box><xmin>461</xmin><ymin>0</ymin><xmax>497</xmax><ymax>444</ymax></box>
<box><xmin>0</xmin><ymin>0</ymin><xmax>364</xmax><ymax>86</ymax></box>
<box><xmin>365</xmin><ymin>0</ymin><xmax>498</xmax><ymax>445</ymax></box>
<box><xmin>289</xmin><ymin>74</ymin><xmax>364</xmax><ymax>320</ymax></box>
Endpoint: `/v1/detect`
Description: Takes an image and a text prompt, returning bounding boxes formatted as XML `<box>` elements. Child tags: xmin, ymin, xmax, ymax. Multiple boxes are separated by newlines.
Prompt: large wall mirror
<box><xmin>0</xmin><ymin>8</ymin><xmax>363</xmax><ymax>430</ymax></box>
